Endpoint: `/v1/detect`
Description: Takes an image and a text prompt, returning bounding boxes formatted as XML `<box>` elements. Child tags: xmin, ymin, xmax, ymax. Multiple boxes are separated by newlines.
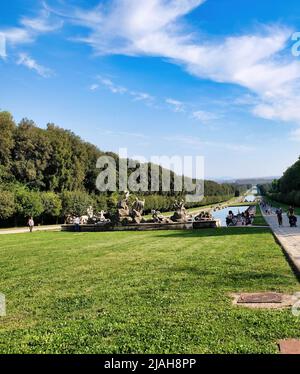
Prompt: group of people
<box><xmin>261</xmin><ymin>202</ymin><xmax>272</xmax><ymax>215</ymax></box>
<box><xmin>262</xmin><ymin>202</ymin><xmax>298</xmax><ymax>227</ymax></box>
<box><xmin>226</xmin><ymin>209</ymin><xmax>253</xmax><ymax>227</ymax></box>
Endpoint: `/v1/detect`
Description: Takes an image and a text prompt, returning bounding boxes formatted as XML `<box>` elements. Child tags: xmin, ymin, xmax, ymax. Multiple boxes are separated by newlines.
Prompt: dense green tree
<box><xmin>12</xmin><ymin>119</ymin><xmax>52</xmax><ymax>189</ymax></box>
<box><xmin>44</xmin><ymin>124</ymin><xmax>88</xmax><ymax>192</ymax></box>
<box><xmin>83</xmin><ymin>143</ymin><xmax>104</xmax><ymax>193</ymax></box>
<box><xmin>0</xmin><ymin>191</ymin><xmax>16</xmax><ymax>220</ymax></box>
<box><xmin>61</xmin><ymin>190</ymin><xmax>93</xmax><ymax>217</ymax></box>
<box><xmin>260</xmin><ymin>156</ymin><xmax>300</xmax><ymax>207</ymax></box>
<box><xmin>41</xmin><ymin>192</ymin><xmax>62</xmax><ymax>218</ymax></box>
<box><xmin>0</xmin><ymin>112</ymin><xmax>16</xmax><ymax>181</ymax></box>
<box><xmin>15</xmin><ymin>188</ymin><xmax>44</xmax><ymax>219</ymax></box>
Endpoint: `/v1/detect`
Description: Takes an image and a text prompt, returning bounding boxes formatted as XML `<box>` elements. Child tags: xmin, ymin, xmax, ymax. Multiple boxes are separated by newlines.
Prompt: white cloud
<box><xmin>99</xmin><ymin>77</ymin><xmax>128</xmax><ymax>94</ymax></box>
<box><xmin>17</xmin><ymin>53</ymin><xmax>53</xmax><ymax>78</ymax></box>
<box><xmin>20</xmin><ymin>10</ymin><xmax>63</xmax><ymax>33</ymax></box>
<box><xmin>91</xmin><ymin>76</ymin><xmax>155</xmax><ymax>106</ymax></box>
<box><xmin>0</xmin><ymin>32</ymin><xmax>6</xmax><ymax>58</ymax></box>
<box><xmin>89</xmin><ymin>84</ymin><xmax>99</xmax><ymax>91</ymax></box>
<box><xmin>1</xmin><ymin>28</ymin><xmax>33</xmax><ymax>45</ymax></box>
<box><xmin>192</xmin><ymin>110</ymin><xmax>220</xmax><ymax>123</ymax></box>
<box><xmin>130</xmin><ymin>91</ymin><xmax>154</xmax><ymax>105</ymax></box>
<box><xmin>53</xmin><ymin>0</ymin><xmax>300</xmax><ymax>133</ymax></box>
<box><xmin>166</xmin><ymin>98</ymin><xmax>185</xmax><ymax>112</ymax></box>
<box><xmin>93</xmin><ymin>76</ymin><xmax>220</xmax><ymax>118</ymax></box>
<box><xmin>233</xmin><ymin>94</ymin><xmax>259</xmax><ymax>107</ymax></box>
<box><xmin>0</xmin><ymin>6</ymin><xmax>63</xmax><ymax>54</ymax></box>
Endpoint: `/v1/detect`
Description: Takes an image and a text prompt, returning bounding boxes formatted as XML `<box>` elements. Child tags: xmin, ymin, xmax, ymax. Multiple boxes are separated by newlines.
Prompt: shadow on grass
<box><xmin>153</xmin><ymin>227</ymin><xmax>271</xmax><ymax>238</ymax></box>
<box><xmin>172</xmin><ymin>266</ymin><xmax>292</xmax><ymax>285</ymax></box>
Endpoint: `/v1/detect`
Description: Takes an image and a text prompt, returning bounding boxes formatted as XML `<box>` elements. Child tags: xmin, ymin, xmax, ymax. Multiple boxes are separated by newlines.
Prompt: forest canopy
<box><xmin>258</xmin><ymin>156</ymin><xmax>300</xmax><ymax>207</ymax></box>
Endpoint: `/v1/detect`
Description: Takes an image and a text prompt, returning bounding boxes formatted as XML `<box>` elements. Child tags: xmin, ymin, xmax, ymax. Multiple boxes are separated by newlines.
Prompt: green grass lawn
<box><xmin>252</xmin><ymin>205</ymin><xmax>268</xmax><ymax>226</ymax></box>
<box><xmin>0</xmin><ymin>229</ymin><xmax>299</xmax><ymax>354</ymax></box>
<box><xmin>229</xmin><ymin>202</ymin><xmax>257</xmax><ymax>207</ymax></box>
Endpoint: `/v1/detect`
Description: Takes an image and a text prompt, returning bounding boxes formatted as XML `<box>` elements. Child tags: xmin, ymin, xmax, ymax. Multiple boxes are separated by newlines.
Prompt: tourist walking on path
<box><xmin>287</xmin><ymin>206</ymin><xmax>297</xmax><ymax>227</ymax></box>
<box><xmin>276</xmin><ymin>208</ymin><xmax>283</xmax><ymax>226</ymax></box>
<box><xmin>28</xmin><ymin>217</ymin><xmax>35</xmax><ymax>233</ymax></box>
<box><xmin>288</xmin><ymin>206</ymin><xmax>295</xmax><ymax>217</ymax></box>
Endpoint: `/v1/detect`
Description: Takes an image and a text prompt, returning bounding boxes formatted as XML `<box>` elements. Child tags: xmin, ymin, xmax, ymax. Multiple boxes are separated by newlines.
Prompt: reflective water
<box><xmin>244</xmin><ymin>187</ymin><xmax>257</xmax><ymax>202</ymax></box>
<box><xmin>212</xmin><ymin>206</ymin><xmax>250</xmax><ymax>226</ymax></box>
<box><xmin>211</xmin><ymin>187</ymin><xmax>257</xmax><ymax>226</ymax></box>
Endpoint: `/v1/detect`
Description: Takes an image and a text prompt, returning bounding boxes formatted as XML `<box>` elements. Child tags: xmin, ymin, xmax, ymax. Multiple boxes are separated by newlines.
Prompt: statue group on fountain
<box><xmin>65</xmin><ymin>206</ymin><xmax>111</xmax><ymax>225</ymax></box>
<box><xmin>117</xmin><ymin>191</ymin><xmax>145</xmax><ymax>224</ymax></box>
<box><xmin>65</xmin><ymin>192</ymin><xmax>215</xmax><ymax>227</ymax></box>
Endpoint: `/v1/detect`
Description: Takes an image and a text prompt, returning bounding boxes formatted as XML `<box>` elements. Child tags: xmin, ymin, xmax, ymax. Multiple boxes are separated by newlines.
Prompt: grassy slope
<box><xmin>252</xmin><ymin>205</ymin><xmax>268</xmax><ymax>226</ymax></box>
<box><xmin>0</xmin><ymin>229</ymin><xmax>299</xmax><ymax>354</ymax></box>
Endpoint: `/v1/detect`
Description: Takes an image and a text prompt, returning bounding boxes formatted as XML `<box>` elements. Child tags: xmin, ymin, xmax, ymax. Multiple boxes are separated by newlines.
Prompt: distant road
<box><xmin>0</xmin><ymin>225</ymin><xmax>61</xmax><ymax>235</ymax></box>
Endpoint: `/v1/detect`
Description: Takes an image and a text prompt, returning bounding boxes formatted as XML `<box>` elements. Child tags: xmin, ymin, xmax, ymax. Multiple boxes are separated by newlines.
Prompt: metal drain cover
<box><xmin>237</xmin><ymin>292</ymin><xmax>283</xmax><ymax>304</ymax></box>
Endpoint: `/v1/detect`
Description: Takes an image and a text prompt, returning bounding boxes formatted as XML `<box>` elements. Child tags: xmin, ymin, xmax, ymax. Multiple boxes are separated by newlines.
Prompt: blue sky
<box><xmin>1</xmin><ymin>0</ymin><xmax>300</xmax><ymax>179</ymax></box>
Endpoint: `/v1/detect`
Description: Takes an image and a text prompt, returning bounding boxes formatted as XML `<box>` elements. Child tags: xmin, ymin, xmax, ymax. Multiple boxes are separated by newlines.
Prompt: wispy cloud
<box><xmin>98</xmin><ymin>77</ymin><xmax>127</xmax><ymax>94</ymax></box>
<box><xmin>20</xmin><ymin>9</ymin><xmax>63</xmax><ymax>33</ymax></box>
<box><xmin>17</xmin><ymin>53</ymin><xmax>53</xmax><ymax>78</ymax></box>
<box><xmin>130</xmin><ymin>91</ymin><xmax>155</xmax><ymax>105</ymax></box>
<box><xmin>89</xmin><ymin>83</ymin><xmax>99</xmax><ymax>91</ymax></box>
<box><xmin>192</xmin><ymin>110</ymin><xmax>220</xmax><ymax>123</ymax></box>
<box><xmin>1</xmin><ymin>8</ymin><xmax>63</xmax><ymax>46</ymax></box>
<box><xmin>1</xmin><ymin>27</ymin><xmax>34</xmax><ymax>45</ymax></box>
<box><xmin>0</xmin><ymin>33</ymin><xmax>6</xmax><ymax>58</ymax></box>
<box><xmin>52</xmin><ymin>0</ymin><xmax>300</xmax><ymax>132</ymax></box>
<box><xmin>90</xmin><ymin>76</ymin><xmax>155</xmax><ymax>106</ymax></box>
<box><xmin>91</xmin><ymin>75</ymin><xmax>221</xmax><ymax>120</ymax></box>
<box><xmin>166</xmin><ymin>98</ymin><xmax>185</xmax><ymax>113</ymax></box>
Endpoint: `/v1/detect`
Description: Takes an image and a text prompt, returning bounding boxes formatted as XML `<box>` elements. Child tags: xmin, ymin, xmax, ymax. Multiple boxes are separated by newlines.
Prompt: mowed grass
<box><xmin>0</xmin><ymin>229</ymin><xmax>299</xmax><ymax>354</ymax></box>
<box><xmin>253</xmin><ymin>205</ymin><xmax>268</xmax><ymax>226</ymax></box>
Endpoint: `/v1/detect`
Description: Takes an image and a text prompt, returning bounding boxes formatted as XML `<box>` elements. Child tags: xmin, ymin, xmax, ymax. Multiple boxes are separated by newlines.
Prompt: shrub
<box><xmin>0</xmin><ymin>191</ymin><xmax>16</xmax><ymax>220</ymax></box>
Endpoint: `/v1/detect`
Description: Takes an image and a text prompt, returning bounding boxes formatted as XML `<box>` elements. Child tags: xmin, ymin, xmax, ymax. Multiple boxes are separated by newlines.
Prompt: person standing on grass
<box><xmin>28</xmin><ymin>217</ymin><xmax>35</xmax><ymax>233</ymax></box>
<box><xmin>276</xmin><ymin>208</ymin><xmax>283</xmax><ymax>226</ymax></box>
<box><xmin>74</xmin><ymin>216</ymin><xmax>81</xmax><ymax>232</ymax></box>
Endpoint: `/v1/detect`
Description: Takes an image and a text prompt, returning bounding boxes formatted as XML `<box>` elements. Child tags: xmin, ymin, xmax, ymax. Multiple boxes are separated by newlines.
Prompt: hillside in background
<box><xmin>215</xmin><ymin>177</ymin><xmax>279</xmax><ymax>185</ymax></box>
<box><xmin>234</xmin><ymin>177</ymin><xmax>279</xmax><ymax>185</ymax></box>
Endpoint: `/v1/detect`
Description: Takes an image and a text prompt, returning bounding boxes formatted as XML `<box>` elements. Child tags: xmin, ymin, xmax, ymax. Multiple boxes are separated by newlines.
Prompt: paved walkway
<box><xmin>0</xmin><ymin>225</ymin><xmax>61</xmax><ymax>235</ymax></box>
<box><xmin>261</xmin><ymin>205</ymin><xmax>300</xmax><ymax>273</ymax></box>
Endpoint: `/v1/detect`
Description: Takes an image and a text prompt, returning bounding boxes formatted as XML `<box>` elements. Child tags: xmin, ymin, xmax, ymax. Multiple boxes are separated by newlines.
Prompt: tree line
<box><xmin>258</xmin><ymin>156</ymin><xmax>300</xmax><ymax>206</ymax></box>
<box><xmin>0</xmin><ymin>111</ymin><xmax>247</xmax><ymax>226</ymax></box>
